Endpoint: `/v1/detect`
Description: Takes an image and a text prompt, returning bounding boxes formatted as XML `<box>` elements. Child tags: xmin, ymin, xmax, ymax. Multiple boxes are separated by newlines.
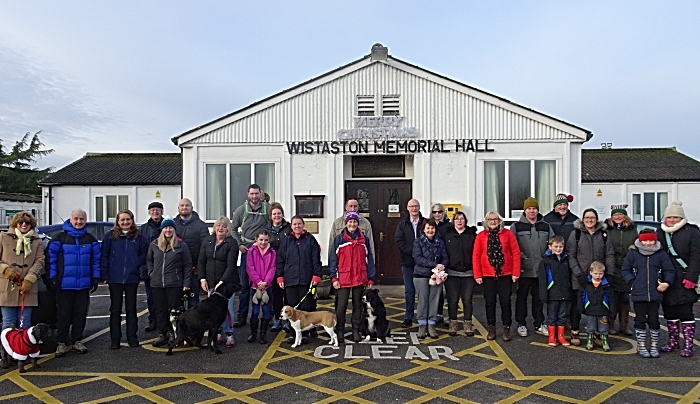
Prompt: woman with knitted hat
<box><xmin>0</xmin><ymin>212</ymin><xmax>44</xmax><ymax>331</ymax></box>
<box><xmin>328</xmin><ymin>210</ymin><xmax>375</xmax><ymax>343</ymax></box>
<box><xmin>656</xmin><ymin>201</ymin><xmax>700</xmax><ymax>357</ymax></box>
<box><xmin>605</xmin><ymin>204</ymin><xmax>637</xmax><ymax>336</ymax></box>
<box><xmin>146</xmin><ymin>216</ymin><xmax>192</xmax><ymax>348</ymax></box>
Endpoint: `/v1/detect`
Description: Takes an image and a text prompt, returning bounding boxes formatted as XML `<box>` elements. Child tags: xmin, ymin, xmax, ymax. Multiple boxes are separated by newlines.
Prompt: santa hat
<box><xmin>553</xmin><ymin>193</ymin><xmax>574</xmax><ymax>208</ymax></box>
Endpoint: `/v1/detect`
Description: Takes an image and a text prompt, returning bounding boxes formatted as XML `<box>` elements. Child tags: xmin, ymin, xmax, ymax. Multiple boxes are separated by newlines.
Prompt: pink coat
<box><xmin>246</xmin><ymin>245</ymin><xmax>276</xmax><ymax>289</ymax></box>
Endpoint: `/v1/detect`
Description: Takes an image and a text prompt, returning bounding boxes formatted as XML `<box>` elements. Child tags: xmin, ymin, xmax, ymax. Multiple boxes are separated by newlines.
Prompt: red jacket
<box><xmin>329</xmin><ymin>230</ymin><xmax>376</xmax><ymax>288</ymax></box>
<box><xmin>473</xmin><ymin>229</ymin><xmax>521</xmax><ymax>279</ymax></box>
<box><xmin>1</xmin><ymin>327</ymin><xmax>41</xmax><ymax>361</ymax></box>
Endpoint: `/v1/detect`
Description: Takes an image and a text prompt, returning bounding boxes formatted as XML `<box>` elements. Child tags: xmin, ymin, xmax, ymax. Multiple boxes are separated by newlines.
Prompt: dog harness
<box><xmin>1</xmin><ymin>327</ymin><xmax>41</xmax><ymax>361</ymax></box>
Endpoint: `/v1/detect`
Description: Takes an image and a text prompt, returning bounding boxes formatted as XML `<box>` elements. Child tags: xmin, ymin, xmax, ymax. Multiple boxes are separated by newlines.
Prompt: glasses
<box><xmin>486</xmin><ymin>218</ymin><xmax>500</xmax><ymax>222</ymax></box>
<box><xmin>432</xmin><ymin>210</ymin><xmax>444</xmax><ymax>214</ymax></box>
<box><xmin>583</xmin><ymin>216</ymin><xmax>597</xmax><ymax>220</ymax></box>
<box><xmin>18</xmin><ymin>220</ymin><xmax>32</xmax><ymax>225</ymax></box>
<box><xmin>408</xmin><ymin>205</ymin><xmax>420</xmax><ymax>208</ymax></box>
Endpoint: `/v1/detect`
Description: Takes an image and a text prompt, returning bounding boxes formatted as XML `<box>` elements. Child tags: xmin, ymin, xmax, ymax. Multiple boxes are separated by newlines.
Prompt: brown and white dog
<box><xmin>280</xmin><ymin>305</ymin><xmax>338</xmax><ymax>348</ymax></box>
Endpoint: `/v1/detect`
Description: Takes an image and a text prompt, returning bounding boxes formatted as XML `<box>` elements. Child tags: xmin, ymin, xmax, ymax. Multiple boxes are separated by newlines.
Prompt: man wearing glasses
<box><xmin>394</xmin><ymin>199</ymin><xmax>424</xmax><ymax>327</ymax></box>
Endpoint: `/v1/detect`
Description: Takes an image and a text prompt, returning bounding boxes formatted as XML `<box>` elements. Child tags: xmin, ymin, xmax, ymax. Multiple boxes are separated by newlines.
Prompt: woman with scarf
<box><xmin>0</xmin><ymin>212</ymin><xmax>44</xmax><ymax>330</ymax></box>
<box><xmin>328</xmin><ymin>210</ymin><xmax>375</xmax><ymax>343</ymax></box>
<box><xmin>473</xmin><ymin>211</ymin><xmax>521</xmax><ymax>341</ymax></box>
<box><xmin>656</xmin><ymin>201</ymin><xmax>700</xmax><ymax>357</ymax></box>
<box><xmin>412</xmin><ymin>218</ymin><xmax>449</xmax><ymax>339</ymax></box>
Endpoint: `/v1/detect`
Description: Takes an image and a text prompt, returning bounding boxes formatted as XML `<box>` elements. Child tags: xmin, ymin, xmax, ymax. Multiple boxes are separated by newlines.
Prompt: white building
<box><xmin>580</xmin><ymin>147</ymin><xmax>700</xmax><ymax>221</ymax></box>
<box><xmin>39</xmin><ymin>153</ymin><xmax>182</xmax><ymax>225</ymax></box>
<box><xmin>172</xmin><ymin>44</ymin><xmax>592</xmax><ymax>283</ymax></box>
<box><xmin>0</xmin><ymin>193</ymin><xmax>42</xmax><ymax>226</ymax></box>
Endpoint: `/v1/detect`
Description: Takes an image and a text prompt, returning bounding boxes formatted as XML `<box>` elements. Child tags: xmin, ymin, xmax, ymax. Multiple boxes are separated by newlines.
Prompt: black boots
<box><xmin>259</xmin><ymin>320</ymin><xmax>269</xmax><ymax>344</ymax></box>
<box><xmin>152</xmin><ymin>332</ymin><xmax>171</xmax><ymax>348</ymax></box>
<box><xmin>248</xmin><ymin>322</ymin><xmax>258</xmax><ymax>343</ymax></box>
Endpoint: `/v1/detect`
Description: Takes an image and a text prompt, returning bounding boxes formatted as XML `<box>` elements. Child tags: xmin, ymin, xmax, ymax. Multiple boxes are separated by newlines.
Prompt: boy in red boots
<box><xmin>538</xmin><ymin>235</ymin><xmax>571</xmax><ymax>346</ymax></box>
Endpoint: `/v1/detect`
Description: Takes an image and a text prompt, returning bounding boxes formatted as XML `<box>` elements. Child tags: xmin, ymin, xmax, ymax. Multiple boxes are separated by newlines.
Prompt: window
<box><xmin>357</xmin><ymin>95</ymin><xmax>375</xmax><ymax>116</ymax></box>
<box><xmin>204</xmin><ymin>163</ymin><xmax>276</xmax><ymax>221</ymax></box>
<box><xmin>382</xmin><ymin>95</ymin><xmax>400</xmax><ymax>116</ymax></box>
<box><xmin>95</xmin><ymin>195</ymin><xmax>129</xmax><ymax>222</ymax></box>
<box><xmin>484</xmin><ymin>160</ymin><xmax>556</xmax><ymax>219</ymax></box>
<box><xmin>632</xmin><ymin>192</ymin><xmax>668</xmax><ymax>221</ymax></box>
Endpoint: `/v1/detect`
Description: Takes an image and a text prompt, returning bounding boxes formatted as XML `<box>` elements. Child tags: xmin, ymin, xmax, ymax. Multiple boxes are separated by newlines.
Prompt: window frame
<box><xmin>94</xmin><ymin>194</ymin><xmax>129</xmax><ymax>222</ymax></box>
<box><xmin>631</xmin><ymin>191</ymin><xmax>668</xmax><ymax>222</ymax></box>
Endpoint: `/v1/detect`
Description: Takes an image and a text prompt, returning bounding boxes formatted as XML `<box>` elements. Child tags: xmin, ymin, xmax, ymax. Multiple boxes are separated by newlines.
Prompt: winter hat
<box><xmin>148</xmin><ymin>201</ymin><xmax>164</xmax><ymax>210</ymax></box>
<box><xmin>523</xmin><ymin>197</ymin><xmax>539</xmax><ymax>210</ymax></box>
<box><xmin>345</xmin><ymin>210</ymin><xmax>360</xmax><ymax>224</ymax></box>
<box><xmin>610</xmin><ymin>204</ymin><xmax>628</xmax><ymax>216</ymax></box>
<box><xmin>553</xmin><ymin>193</ymin><xmax>574</xmax><ymax>208</ymax></box>
<box><xmin>160</xmin><ymin>215</ymin><xmax>176</xmax><ymax>230</ymax></box>
<box><xmin>664</xmin><ymin>201</ymin><xmax>685</xmax><ymax>219</ymax></box>
<box><xmin>638</xmin><ymin>231</ymin><xmax>658</xmax><ymax>242</ymax></box>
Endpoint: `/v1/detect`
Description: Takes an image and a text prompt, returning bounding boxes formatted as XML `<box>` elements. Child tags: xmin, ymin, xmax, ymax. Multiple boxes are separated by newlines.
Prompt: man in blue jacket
<box><xmin>47</xmin><ymin>209</ymin><xmax>101</xmax><ymax>357</ymax></box>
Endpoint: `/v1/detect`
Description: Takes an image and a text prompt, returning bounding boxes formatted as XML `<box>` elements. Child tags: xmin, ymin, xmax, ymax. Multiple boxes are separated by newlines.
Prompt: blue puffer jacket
<box><xmin>47</xmin><ymin>220</ymin><xmax>101</xmax><ymax>291</ymax></box>
<box><xmin>413</xmin><ymin>234</ymin><xmax>449</xmax><ymax>278</ymax></box>
<box><xmin>100</xmin><ymin>232</ymin><xmax>149</xmax><ymax>284</ymax></box>
<box><xmin>621</xmin><ymin>242</ymin><xmax>676</xmax><ymax>303</ymax></box>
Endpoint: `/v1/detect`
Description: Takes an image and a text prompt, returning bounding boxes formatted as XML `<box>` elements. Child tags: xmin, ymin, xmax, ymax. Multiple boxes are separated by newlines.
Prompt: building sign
<box><xmin>286</xmin><ymin>139</ymin><xmax>494</xmax><ymax>155</ymax></box>
<box><xmin>337</xmin><ymin>116</ymin><xmax>419</xmax><ymax>140</ymax></box>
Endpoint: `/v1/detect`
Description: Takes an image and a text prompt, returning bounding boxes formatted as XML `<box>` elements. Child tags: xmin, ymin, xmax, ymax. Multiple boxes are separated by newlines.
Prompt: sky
<box><xmin>1</xmin><ymin>1</ymin><xmax>699</xmax><ymax>170</ymax></box>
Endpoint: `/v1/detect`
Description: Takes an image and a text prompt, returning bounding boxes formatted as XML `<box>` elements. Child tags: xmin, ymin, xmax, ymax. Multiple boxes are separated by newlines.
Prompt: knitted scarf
<box><xmin>14</xmin><ymin>228</ymin><xmax>33</xmax><ymax>258</ymax></box>
<box><xmin>634</xmin><ymin>240</ymin><xmax>661</xmax><ymax>256</ymax></box>
<box><xmin>486</xmin><ymin>229</ymin><xmax>505</xmax><ymax>276</ymax></box>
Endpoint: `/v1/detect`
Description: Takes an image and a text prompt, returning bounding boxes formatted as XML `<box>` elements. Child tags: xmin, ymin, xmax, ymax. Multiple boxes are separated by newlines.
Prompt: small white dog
<box><xmin>280</xmin><ymin>305</ymin><xmax>338</xmax><ymax>348</ymax></box>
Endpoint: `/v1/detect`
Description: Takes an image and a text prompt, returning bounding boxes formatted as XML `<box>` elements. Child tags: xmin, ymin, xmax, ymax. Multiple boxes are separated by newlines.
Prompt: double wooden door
<box><xmin>345</xmin><ymin>180</ymin><xmax>412</xmax><ymax>284</ymax></box>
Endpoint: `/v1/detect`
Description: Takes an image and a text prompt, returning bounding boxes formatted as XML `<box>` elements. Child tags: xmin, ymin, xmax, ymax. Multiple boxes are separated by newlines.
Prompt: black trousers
<box><xmin>285</xmin><ymin>285</ymin><xmax>314</xmax><ymax>311</ymax></box>
<box><xmin>152</xmin><ymin>287</ymin><xmax>183</xmax><ymax>333</ymax></box>
<box><xmin>445</xmin><ymin>276</ymin><xmax>475</xmax><ymax>321</ymax></box>
<box><xmin>634</xmin><ymin>301</ymin><xmax>661</xmax><ymax>330</ymax></box>
<box><xmin>272</xmin><ymin>281</ymin><xmax>286</xmax><ymax>320</ymax></box>
<box><xmin>336</xmin><ymin>286</ymin><xmax>363</xmax><ymax>329</ymax></box>
<box><xmin>482</xmin><ymin>277</ymin><xmax>512</xmax><ymax>326</ymax></box>
<box><xmin>662</xmin><ymin>302</ymin><xmax>695</xmax><ymax>322</ymax></box>
<box><xmin>570</xmin><ymin>289</ymin><xmax>582</xmax><ymax>330</ymax></box>
<box><xmin>515</xmin><ymin>277</ymin><xmax>544</xmax><ymax>326</ymax></box>
<box><xmin>56</xmin><ymin>289</ymin><xmax>90</xmax><ymax>344</ymax></box>
<box><xmin>109</xmin><ymin>283</ymin><xmax>139</xmax><ymax>342</ymax></box>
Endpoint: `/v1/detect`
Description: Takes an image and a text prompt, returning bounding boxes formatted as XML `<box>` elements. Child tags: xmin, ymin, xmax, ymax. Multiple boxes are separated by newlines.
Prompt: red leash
<box><xmin>19</xmin><ymin>293</ymin><xmax>26</xmax><ymax>329</ymax></box>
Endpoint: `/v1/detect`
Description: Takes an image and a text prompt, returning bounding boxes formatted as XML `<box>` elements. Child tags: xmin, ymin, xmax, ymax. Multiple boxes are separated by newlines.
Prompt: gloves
<box><xmin>19</xmin><ymin>279</ymin><xmax>33</xmax><ymax>294</ymax></box>
<box><xmin>2</xmin><ymin>266</ymin><xmax>18</xmax><ymax>280</ymax></box>
<box><xmin>90</xmin><ymin>279</ymin><xmax>99</xmax><ymax>293</ymax></box>
<box><xmin>577</xmin><ymin>273</ymin><xmax>588</xmax><ymax>289</ymax></box>
<box><xmin>682</xmin><ymin>278</ymin><xmax>696</xmax><ymax>290</ymax></box>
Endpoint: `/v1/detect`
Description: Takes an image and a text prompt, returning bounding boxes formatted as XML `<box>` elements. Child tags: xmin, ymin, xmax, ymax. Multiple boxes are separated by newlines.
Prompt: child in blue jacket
<box><xmin>538</xmin><ymin>235</ymin><xmax>571</xmax><ymax>347</ymax></box>
<box><xmin>580</xmin><ymin>261</ymin><xmax>616</xmax><ymax>351</ymax></box>
<box><xmin>621</xmin><ymin>229</ymin><xmax>675</xmax><ymax>358</ymax></box>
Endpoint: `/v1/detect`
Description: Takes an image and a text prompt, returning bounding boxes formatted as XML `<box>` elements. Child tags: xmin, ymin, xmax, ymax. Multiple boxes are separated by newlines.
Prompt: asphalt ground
<box><xmin>1</xmin><ymin>284</ymin><xmax>700</xmax><ymax>403</ymax></box>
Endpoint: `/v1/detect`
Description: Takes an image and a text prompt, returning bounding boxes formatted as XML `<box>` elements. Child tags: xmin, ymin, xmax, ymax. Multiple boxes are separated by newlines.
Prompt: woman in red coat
<box><xmin>473</xmin><ymin>211</ymin><xmax>521</xmax><ymax>341</ymax></box>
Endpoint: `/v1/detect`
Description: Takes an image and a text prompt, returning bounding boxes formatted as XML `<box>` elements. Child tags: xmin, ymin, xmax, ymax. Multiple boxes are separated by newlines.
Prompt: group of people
<box><xmin>394</xmin><ymin>195</ymin><xmax>700</xmax><ymax>358</ymax></box>
<box><xmin>1</xmin><ymin>186</ymin><xmax>698</xmax><ymax>361</ymax></box>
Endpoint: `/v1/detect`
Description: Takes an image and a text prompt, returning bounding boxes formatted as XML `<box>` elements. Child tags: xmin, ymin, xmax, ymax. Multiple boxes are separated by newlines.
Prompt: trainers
<box><xmin>217</xmin><ymin>333</ymin><xmax>224</xmax><ymax>344</ymax></box>
<box><xmin>517</xmin><ymin>325</ymin><xmax>528</xmax><ymax>337</ymax></box>
<box><xmin>225</xmin><ymin>333</ymin><xmax>235</xmax><ymax>348</ymax></box>
<box><xmin>535</xmin><ymin>324</ymin><xmax>549</xmax><ymax>336</ymax></box>
<box><xmin>73</xmin><ymin>341</ymin><xmax>88</xmax><ymax>354</ymax></box>
<box><xmin>56</xmin><ymin>343</ymin><xmax>67</xmax><ymax>357</ymax></box>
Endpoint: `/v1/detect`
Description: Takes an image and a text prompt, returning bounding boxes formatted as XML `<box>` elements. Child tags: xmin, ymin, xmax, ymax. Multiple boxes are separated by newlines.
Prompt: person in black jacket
<box><xmin>394</xmin><ymin>199</ymin><xmax>424</xmax><ymax>328</ymax></box>
<box><xmin>442</xmin><ymin>211</ymin><xmax>477</xmax><ymax>336</ymax></box>
<box><xmin>430</xmin><ymin>203</ymin><xmax>450</xmax><ymax>325</ymax></box>
<box><xmin>198</xmin><ymin>216</ymin><xmax>241</xmax><ymax>348</ymax></box>
<box><xmin>656</xmin><ymin>201</ymin><xmax>700</xmax><ymax>357</ymax></box>
<box><xmin>542</xmin><ymin>193</ymin><xmax>579</xmax><ymax>243</ymax></box>
<box><xmin>174</xmin><ymin>198</ymin><xmax>210</xmax><ymax>309</ymax></box>
<box><xmin>268</xmin><ymin>203</ymin><xmax>291</xmax><ymax>332</ymax></box>
<box><xmin>140</xmin><ymin>201</ymin><xmax>164</xmax><ymax>333</ymax></box>
<box><xmin>276</xmin><ymin>215</ymin><xmax>322</xmax><ymax>344</ymax></box>
<box><xmin>580</xmin><ymin>261</ymin><xmax>615</xmax><ymax>352</ymax></box>
<box><xmin>537</xmin><ymin>235</ymin><xmax>571</xmax><ymax>347</ymax></box>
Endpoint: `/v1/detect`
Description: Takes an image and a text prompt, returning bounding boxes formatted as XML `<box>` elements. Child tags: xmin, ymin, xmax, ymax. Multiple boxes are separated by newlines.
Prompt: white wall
<box><xmin>580</xmin><ymin>181</ymin><xmax>700</xmax><ymax>221</ymax></box>
<box><xmin>42</xmin><ymin>185</ymin><xmax>181</xmax><ymax>225</ymax></box>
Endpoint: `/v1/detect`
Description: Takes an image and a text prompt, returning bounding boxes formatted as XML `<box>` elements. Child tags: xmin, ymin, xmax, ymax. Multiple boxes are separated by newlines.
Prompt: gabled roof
<box><xmin>582</xmin><ymin>148</ymin><xmax>700</xmax><ymax>182</ymax></box>
<box><xmin>39</xmin><ymin>153</ymin><xmax>181</xmax><ymax>186</ymax></box>
<box><xmin>172</xmin><ymin>47</ymin><xmax>592</xmax><ymax>146</ymax></box>
<box><xmin>0</xmin><ymin>192</ymin><xmax>41</xmax><ymax>203</ymax></box>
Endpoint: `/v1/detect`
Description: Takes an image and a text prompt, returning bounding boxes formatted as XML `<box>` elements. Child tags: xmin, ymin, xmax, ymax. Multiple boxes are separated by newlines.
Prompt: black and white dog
<box><xmin>169</xmin><ymin>306</ymin><xmax>185</xmax><ymax>340</ymax></box>
<box><xmin>1</xmin><ymin>323</ymin><xmax>51</xmax><ymax>373</ymax></box>
<box><xmin>360</xmin><ymin>289</ymin><xmax>390</xmax><ymax>343</ymax></box>
<box><xmin>166</xmin><ymin>282</ymin><xmax>238</xmax><ymax>356</ymax></box>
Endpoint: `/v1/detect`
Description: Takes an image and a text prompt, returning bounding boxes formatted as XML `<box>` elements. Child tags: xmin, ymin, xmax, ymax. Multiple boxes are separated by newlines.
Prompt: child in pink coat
<box><xmin>246</xmin><ymin>230</ymin><xmax>276</xmax><ymax>344</ymax></box>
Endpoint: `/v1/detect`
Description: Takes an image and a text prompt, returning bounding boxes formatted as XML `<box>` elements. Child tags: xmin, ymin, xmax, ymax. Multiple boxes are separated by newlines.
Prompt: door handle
<box><xmin>379</xmin><ymin>232</ymin><xmax>384</xmax><ymax>241</ymax></box>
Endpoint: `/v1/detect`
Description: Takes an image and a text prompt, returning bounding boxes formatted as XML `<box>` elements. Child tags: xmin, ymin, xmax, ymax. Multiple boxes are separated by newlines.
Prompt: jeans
<box><xmin>515</xmin><ymin>277</ymin><xmax>544</xmax><ymax>327</ymax></box>
<box><xmin>250</xmin><ymin>300</ymin><xmax>274</xmax><ymax>325</ymax></box>
<box><xmin>1</xmin><ymin>306</ymin><xmax>34</xmax><ymax>330</ymax></box>
<box><xmin>413</xmin><ymin>278</ymin><xmax>441</xmax><ymax>325</ymax></box>
<box><xmin>633</xmin><ymin>301</ymin><xmax>660</xmax><ymax>330</ymax></box>
<box><xmin>546</xmin><ymin>301</ymin><xmax>568</xmax><ymax>326</ymax></box>
<box><xmin>401</xmin><ymin>265</ymin><xmax>415</xmax><ymax>320</ymax></box>
<box><xmin>482</xmin><ymin>277</ymin><xmax>513</xmax><ymax>327</ymax></box>
<box><xmin>444</xmin><ymin>276</ymin><xmax>475</xmax><ymax>321</ymax></box>
<box><xmin>109</xmin><ymin>283</ymin><xmax>138</xmax><ymax>342</ymax></box>
<box><xmin>586</xmin><ymin>315</ymin><xmax>609</xmax><ymax>336</ymax></box>
<box><xmin>56</xmin><ymin>289</ymin><xmax>90</xmax><ymax>343</ymax></box>
<box><xmin>237</xmin><ymin>251</ymin><xmax>250</xmax><ymax>318</ymax></box>
<box><xmin>210</xmin><ymin>289</ymin><xmax>234</xmax><ymax>333</ymax></box>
